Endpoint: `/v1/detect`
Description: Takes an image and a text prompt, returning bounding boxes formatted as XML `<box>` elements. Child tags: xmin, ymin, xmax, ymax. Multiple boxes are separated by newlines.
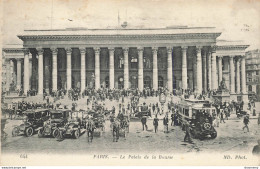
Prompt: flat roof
<box><xmin>18</xmin><ymin>26</ymin><xmax>221</xmax><ymax>36</ymax></box>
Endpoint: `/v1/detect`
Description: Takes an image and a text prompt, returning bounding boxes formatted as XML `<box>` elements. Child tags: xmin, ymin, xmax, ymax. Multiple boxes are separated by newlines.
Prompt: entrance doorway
<box><xmin>144</xmin><ymin>76</ymin><xmax>151</xmax><ymax>89</ymax></box>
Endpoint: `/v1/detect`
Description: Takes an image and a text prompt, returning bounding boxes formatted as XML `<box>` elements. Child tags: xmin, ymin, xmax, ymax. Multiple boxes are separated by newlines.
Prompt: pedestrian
<box><xmin>242</xmin><ymin>114</ymin><xmax>250</xmax><ymax>132</ymax></box>
<box><xmin>184</xmin><ymin>120</ymin><xmax>193</xmax><ymax>143</ymax></box>
<box><xmin>171</xmin><ymin>112</ymin><xmax>174</xmax><ymax>126</ymax></box>
<box><xmin>163</xmin><ymin>115</ymin><xmax>169</xmax><ymax>133</ymax></box>
<box><xmin>252</xmin><ymin>139</ymin><xmax>260</xmax><ymax>156</ymax></box>
<box><xmin>220</xmin><ymin>110</ymin><xmax>225</xmax><ymax>123</ymax></box>
<box><xmin>141</xmin><ymin>116</ymin><xmax>148</xmax><ymax>131</ymax></box>
<box><xmin>153</xmin><ymin>115</ymin><xmax>159</xmax><ymax>133</ymax></box>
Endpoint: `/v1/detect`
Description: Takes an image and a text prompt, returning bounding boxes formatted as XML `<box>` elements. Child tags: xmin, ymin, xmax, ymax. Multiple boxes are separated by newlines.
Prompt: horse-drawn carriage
<box><xmin>132</xmin><ymin>103</ymin><xmax>151</xmax><ymax>119</ymax></box>
<box><xmin>85</xmin><ymin>111</ymin><xmax>105</xmax><ymax>142</ymax></box>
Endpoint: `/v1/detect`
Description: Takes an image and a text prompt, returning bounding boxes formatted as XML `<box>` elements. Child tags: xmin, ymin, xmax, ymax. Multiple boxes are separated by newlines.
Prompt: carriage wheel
<box><xmin>52</xmin><ymin>129</ymin><xmax>59</xmax><ymax>138</ymax></box>
<box><xmin>12</xmin><ymin>127</ymin><xmax>19</xmax><ymax>137</ymax></box>
<box><xmin>74</xmin><ymin>129</ymin><xmax>80</xmax><ymax>139</ymax></box>
<box><xmin>25</xmin><ymin>127</ymin><xmax>34</xmax><ymax>137</ymax></box>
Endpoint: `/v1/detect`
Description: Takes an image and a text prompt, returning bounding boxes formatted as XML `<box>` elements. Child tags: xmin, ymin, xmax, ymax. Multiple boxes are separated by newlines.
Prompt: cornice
<box><xmin>216</xmin><ymin>45</ymin><xmax>249</xmax><ymax>50</ymax></box>
<box><xmin>17</xmin><ymin>33</ymin><xmax>221</xmax><ymax>41</ymax></box>
<box><xmin>3</xmin><ymin>48</ymin><xmax>25</xmax><ymax>53</ymax></box>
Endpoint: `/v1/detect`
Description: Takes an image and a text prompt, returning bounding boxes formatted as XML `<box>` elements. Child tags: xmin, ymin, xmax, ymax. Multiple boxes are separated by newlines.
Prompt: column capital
<box><xmin>210</xmin><ymin>45</ymin><xmax>217</xmax><ymax>53</ymax></box>
<box><xmin>108</xmin><ymin>47</ymin><xmax>115</xmax><ymax>52</ymax></box>
<box><xmin>137</xmin><ymin>47</ymin><xmax>144</xmax><ymax>54</ymax></box>
<box><xmin>166</xmin><ymin>47</ymin><xmax>172</xmax><ymax>54</ymax></box>
<box><xmin>79</xmin><ymin>47</ymin><xmax>87</xmax><ymax>54</ymax></box>
<box><xmin>50</xmin><ymin>48</ymin><xmax>58</xmax><ymax>54</ymax></box>
<box><xmin>36</xmin><ymin>48</ymin><xmax>44</xmax><ymax>55</ymax></box>
<box><xmin>122</xmin><ymin>47</ymin><xmax>129</xmax><ymax>52</ymax></box>
<box><xmin>65</xmin><ymin>48</ymin><xmax>72</xmax><ymax>54</ymax></box>
<box><xmin>23</xmin><ymin>48</ymin><xmax>30</xmax><ymax>55</ymax></box>
<box><xmin>152</xmin><ymin>47</ymin><xmax>158</xmax><ymax>53</ymax></box>
<box><xmin>196</xmin><ymin>46</ymin><xmax>202</xmax><ymax>53</ymax></box>
<box><xmin>229</xmin><ymin>55</ymin><xmax>235</xmax><ymax>59</ymax></box>
<box><xmin>181</xmin><ymin>46</ymin><xmax>188</xmax><ymax>51</ymax></box>
<box><xmin>94</xmin><ymin>47</ymin><xmax>100</xmax><ymax>53</ymax></box>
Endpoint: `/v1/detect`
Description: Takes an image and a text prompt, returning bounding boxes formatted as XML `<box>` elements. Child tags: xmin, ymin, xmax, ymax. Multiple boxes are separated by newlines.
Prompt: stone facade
<box><xmin>2</xmin><ymin>27</ymin><xmax>250</xmax><ymax>102</ymax></box>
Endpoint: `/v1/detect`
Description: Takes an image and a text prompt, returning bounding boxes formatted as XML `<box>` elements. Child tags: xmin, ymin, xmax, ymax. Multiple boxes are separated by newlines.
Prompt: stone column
<box><xmin>207</xmin><ymin>49</ymin><xmax>212</xmax><ymax>90</ymax></box>
<box><xmin>123</xmin><ymin>47</ymin><xmax>129</xmax><ymax>89</ymax></box>
<box><xmin>167</xmin><ymin>47</ymin><xmax>173</xmax><ymax>92</ymax></box>
<box><xmin>196</xmin><ymin>46</ymin><xmax>202</xmax><ymax>94</ymax></box>
<box><xmin>16</xmin><ymin>59</ymin><xmax>22</xmax><ymax>90</ymax></box>
<box><xmin>218</xmin><ymin>56</ymin><xmax>223</xmax><ymax>86</ymax></box>
<box><xmin>80</xmin><ymin>48</ymin><xmax>86</xmax><ymax>92</ymax></box>
<box><xmin>202</xmin><ymin>49</ymin><xmax>207</xmax><ymax>91</ymax></box>
<box><xmin>236</xmin><ymin>57</ymin><xmax>241</xmax><ymax>93</ymax></box>
<box><xmin>138</xmin><ymin>47</ymin><xmax>144</xmax><ymax>91</ymax></box>
<box><xmin>94</xmin><ymin>47</ymin><xmax>100</xmax><ymax>89</ymax></box>
<box><xmin>23</xmin><ymin>49</ymin><xmax>30</xmax><ymax>94</ymax></box>
<box><xmin>37</xmin><ymin>48</ymin><xmax>44</xmax><ymax>95</ymax></box>
<box><xmin>152</xmin><ymin>47</ymin><xmax>158</xmax><ymax>91</ymax></box>
<box><xmin>181</xmin><ymin>46</ymin><xmax>188</xmax><ymax>90</ymax></box>
<box><xmin>5</xmin><ymin>59</ymin><xmax>11</xmax><ymax>92</ymax></box>
<box><xmin>211</xmin><ymin>46</ymin><xmax>217</xmax><ymax>90</ymax></box>
<box><xmin>241</xmin><ymin>56</ymin><xmax>246</xmax><ymax>94</ymax></box>
<box><xmin>29</xmin><ymin>56</ymin><xmax>32</xmax><ymax>89</ymax></box>
<box><xmin>51</xmin><ymin>48</ymin><xmax>58</xmax><ymax>91</ymax></box>
<box><xmin>229</xmin><ymin>56</ymin><xmax>235</xmax><ymax>94</ymax></box>
<box><xmin>109</xmin><ymin>48</ymin><xmax>115</xmax><ymax>89</ymax></box>
<box><xmin>66</xmin><ymin>48</ymin><xmax>72</xmax><ymax>91</ymax></box>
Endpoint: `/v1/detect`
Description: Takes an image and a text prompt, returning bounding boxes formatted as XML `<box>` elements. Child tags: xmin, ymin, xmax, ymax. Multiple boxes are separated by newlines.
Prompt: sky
<box><xmin>1</xmin><ymin>0</ymin><xmax>260</xmax><ymax>50</ymax></box>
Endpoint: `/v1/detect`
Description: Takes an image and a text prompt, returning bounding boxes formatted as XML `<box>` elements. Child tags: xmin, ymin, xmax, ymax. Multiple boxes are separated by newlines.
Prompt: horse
<box><xmin>86</xmin><ymin>119</ymin><xmax>95</xmax><ymax>142</ymax></box>
<box><xmin>111</xmin><ymin>120</ymin><xmax>120</xmax><ymax>142</ymax></box>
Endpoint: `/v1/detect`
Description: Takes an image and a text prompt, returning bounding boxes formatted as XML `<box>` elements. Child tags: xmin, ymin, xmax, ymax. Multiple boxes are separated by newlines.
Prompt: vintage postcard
<box><xmin>1</xmin><ymin>0</ymin><xmax>260</xmax><ymax>166</ymax></box>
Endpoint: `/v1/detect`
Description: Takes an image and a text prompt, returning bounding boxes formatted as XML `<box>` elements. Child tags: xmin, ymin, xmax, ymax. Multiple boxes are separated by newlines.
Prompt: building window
<box><xmin>105</xmin><ymin>76</ymin><xmax>109</xmax><ymax>88</ymax></box>
<box><xmin>131</xmin><ymin>56</ymin><xmax>138</xmax><ymax>69</ymax></box>
<box><xmin>248</xmin><ymin>85</ymin><xmax>252</xmax><ymax>92</ymax></box>
<box><xmin>144</xmin><ymin>76</ymin><xmax>151</xmax><ymax>89</ymax></box>
<box><xmin>158</xmin><ymin>76</ymin><xmax>164</xmax><ymax>88</ymax></box>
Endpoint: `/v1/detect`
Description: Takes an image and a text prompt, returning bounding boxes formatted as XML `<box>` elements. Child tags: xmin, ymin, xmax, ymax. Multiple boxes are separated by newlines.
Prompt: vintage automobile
<box><xmin>133</xmin><ymin>103</ymin><xmax>151</xmax><ymax>119</ymax></box>
<box><xmin>57</xmin><ymin>113</ymin><xmax>86</xmax><ymax>139</ymax></box>
<box><xmin>177</xmin><ymin>99</ymin><xmax>217</xmax><ymax>140</ymax></box>
<box><xmin>12</xmin><ymin>109</ymin><xmax>50</xmax><ymax>137</ymax></box>
<box><xmin>38</xmin><ymin>109</ymin><xmax>70</xmax><ymax>138</ymax></box>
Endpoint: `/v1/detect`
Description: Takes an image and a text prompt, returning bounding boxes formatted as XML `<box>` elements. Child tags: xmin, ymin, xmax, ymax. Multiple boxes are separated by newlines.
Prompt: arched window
<box><xmin>144</xmin><ymin>76</ymin><xmax>151</xmax><ymax>89</ymax></box>
<box><xmin>105</xmin><ymin>76</ymin><xmax>109</xmax><ymax>88</ymax></box>
<box><xmin>158</xmin><ymin>76</ymin><xmax>163</xmax><ymax>88</ymax></box>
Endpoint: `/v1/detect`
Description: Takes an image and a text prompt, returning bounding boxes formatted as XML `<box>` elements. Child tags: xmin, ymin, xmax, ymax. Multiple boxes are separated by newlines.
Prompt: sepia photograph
<box><xmin>1</xmin><ymin>0</ymin><xmax>260</xmax><ymax>166</ymax></box>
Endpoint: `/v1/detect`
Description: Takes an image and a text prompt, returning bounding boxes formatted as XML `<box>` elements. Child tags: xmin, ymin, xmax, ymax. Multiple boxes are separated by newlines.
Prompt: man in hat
<box><xmin>242</xmin><ymin>114</ymin><xmax>250</xmax><ymax>132</ymax></box>
<box><xmin>184</xmin><ymin>120</ymin><xmax>193</xmax><ymax>143</ymax></box>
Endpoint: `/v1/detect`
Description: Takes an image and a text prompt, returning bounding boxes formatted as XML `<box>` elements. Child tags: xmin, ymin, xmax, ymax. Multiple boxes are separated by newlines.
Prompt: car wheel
<box><xmin>74</xmin><ymin>129</ymin><xmax>80</xmax><ymax>139</ymax></box>
<box><xmin>211</xmin><ymin>133</ymin><xmax>217</xmax><ymax>139</ymax></box>
<box><xmin>52</xmin><ymin>129</ymin><xmax>59</xmax><ymax>138</ymax></box>
<box><xmin>38</xmin><ymin>129</ymin><xmax>43</xmax><ymax>138</ymax></box>
<box><xmin>25</xmin><ymin>127</ymin><xmax>34</xmax><ymax>137</ymax></box>
<box><xmin>12</xmin><ymin>127</ymin><xmax>19</xmax><ymax>137</ymax></box>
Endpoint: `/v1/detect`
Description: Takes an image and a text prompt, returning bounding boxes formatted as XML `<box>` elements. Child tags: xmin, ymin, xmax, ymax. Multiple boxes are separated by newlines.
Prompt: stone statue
<box><xmin>218</xmin><ymin>78</ymin><xmax>228</xmax><ymax>91</ymax></box>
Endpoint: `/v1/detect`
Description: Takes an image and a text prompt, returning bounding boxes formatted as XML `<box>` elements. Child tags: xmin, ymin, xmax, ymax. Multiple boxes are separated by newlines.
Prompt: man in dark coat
<box><xmin>141</xmin><ymin>116</ymin><xmax>148</xmax><ymax>131</ymax></box>
<box><xmin>153</xmin><ymin>115</ymin><xmax>159</xmax><ymax>133</ymax></box>
<box><xmin>184</xmin><ymin>120</ymin><xmax>193</xmax><ymax>143</ymax></box>
<box><xmin>163</xmin><ymin>115</ymin><xmax>169</xmax><ymax>133</ymax></box>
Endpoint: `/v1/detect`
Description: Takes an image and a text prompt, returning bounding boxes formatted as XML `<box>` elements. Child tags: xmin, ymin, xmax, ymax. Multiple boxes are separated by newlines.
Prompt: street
<box><xmin>2</xmin><ymin>96</ymin><xmax>260</xmax><ymax>155</ymax></box>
